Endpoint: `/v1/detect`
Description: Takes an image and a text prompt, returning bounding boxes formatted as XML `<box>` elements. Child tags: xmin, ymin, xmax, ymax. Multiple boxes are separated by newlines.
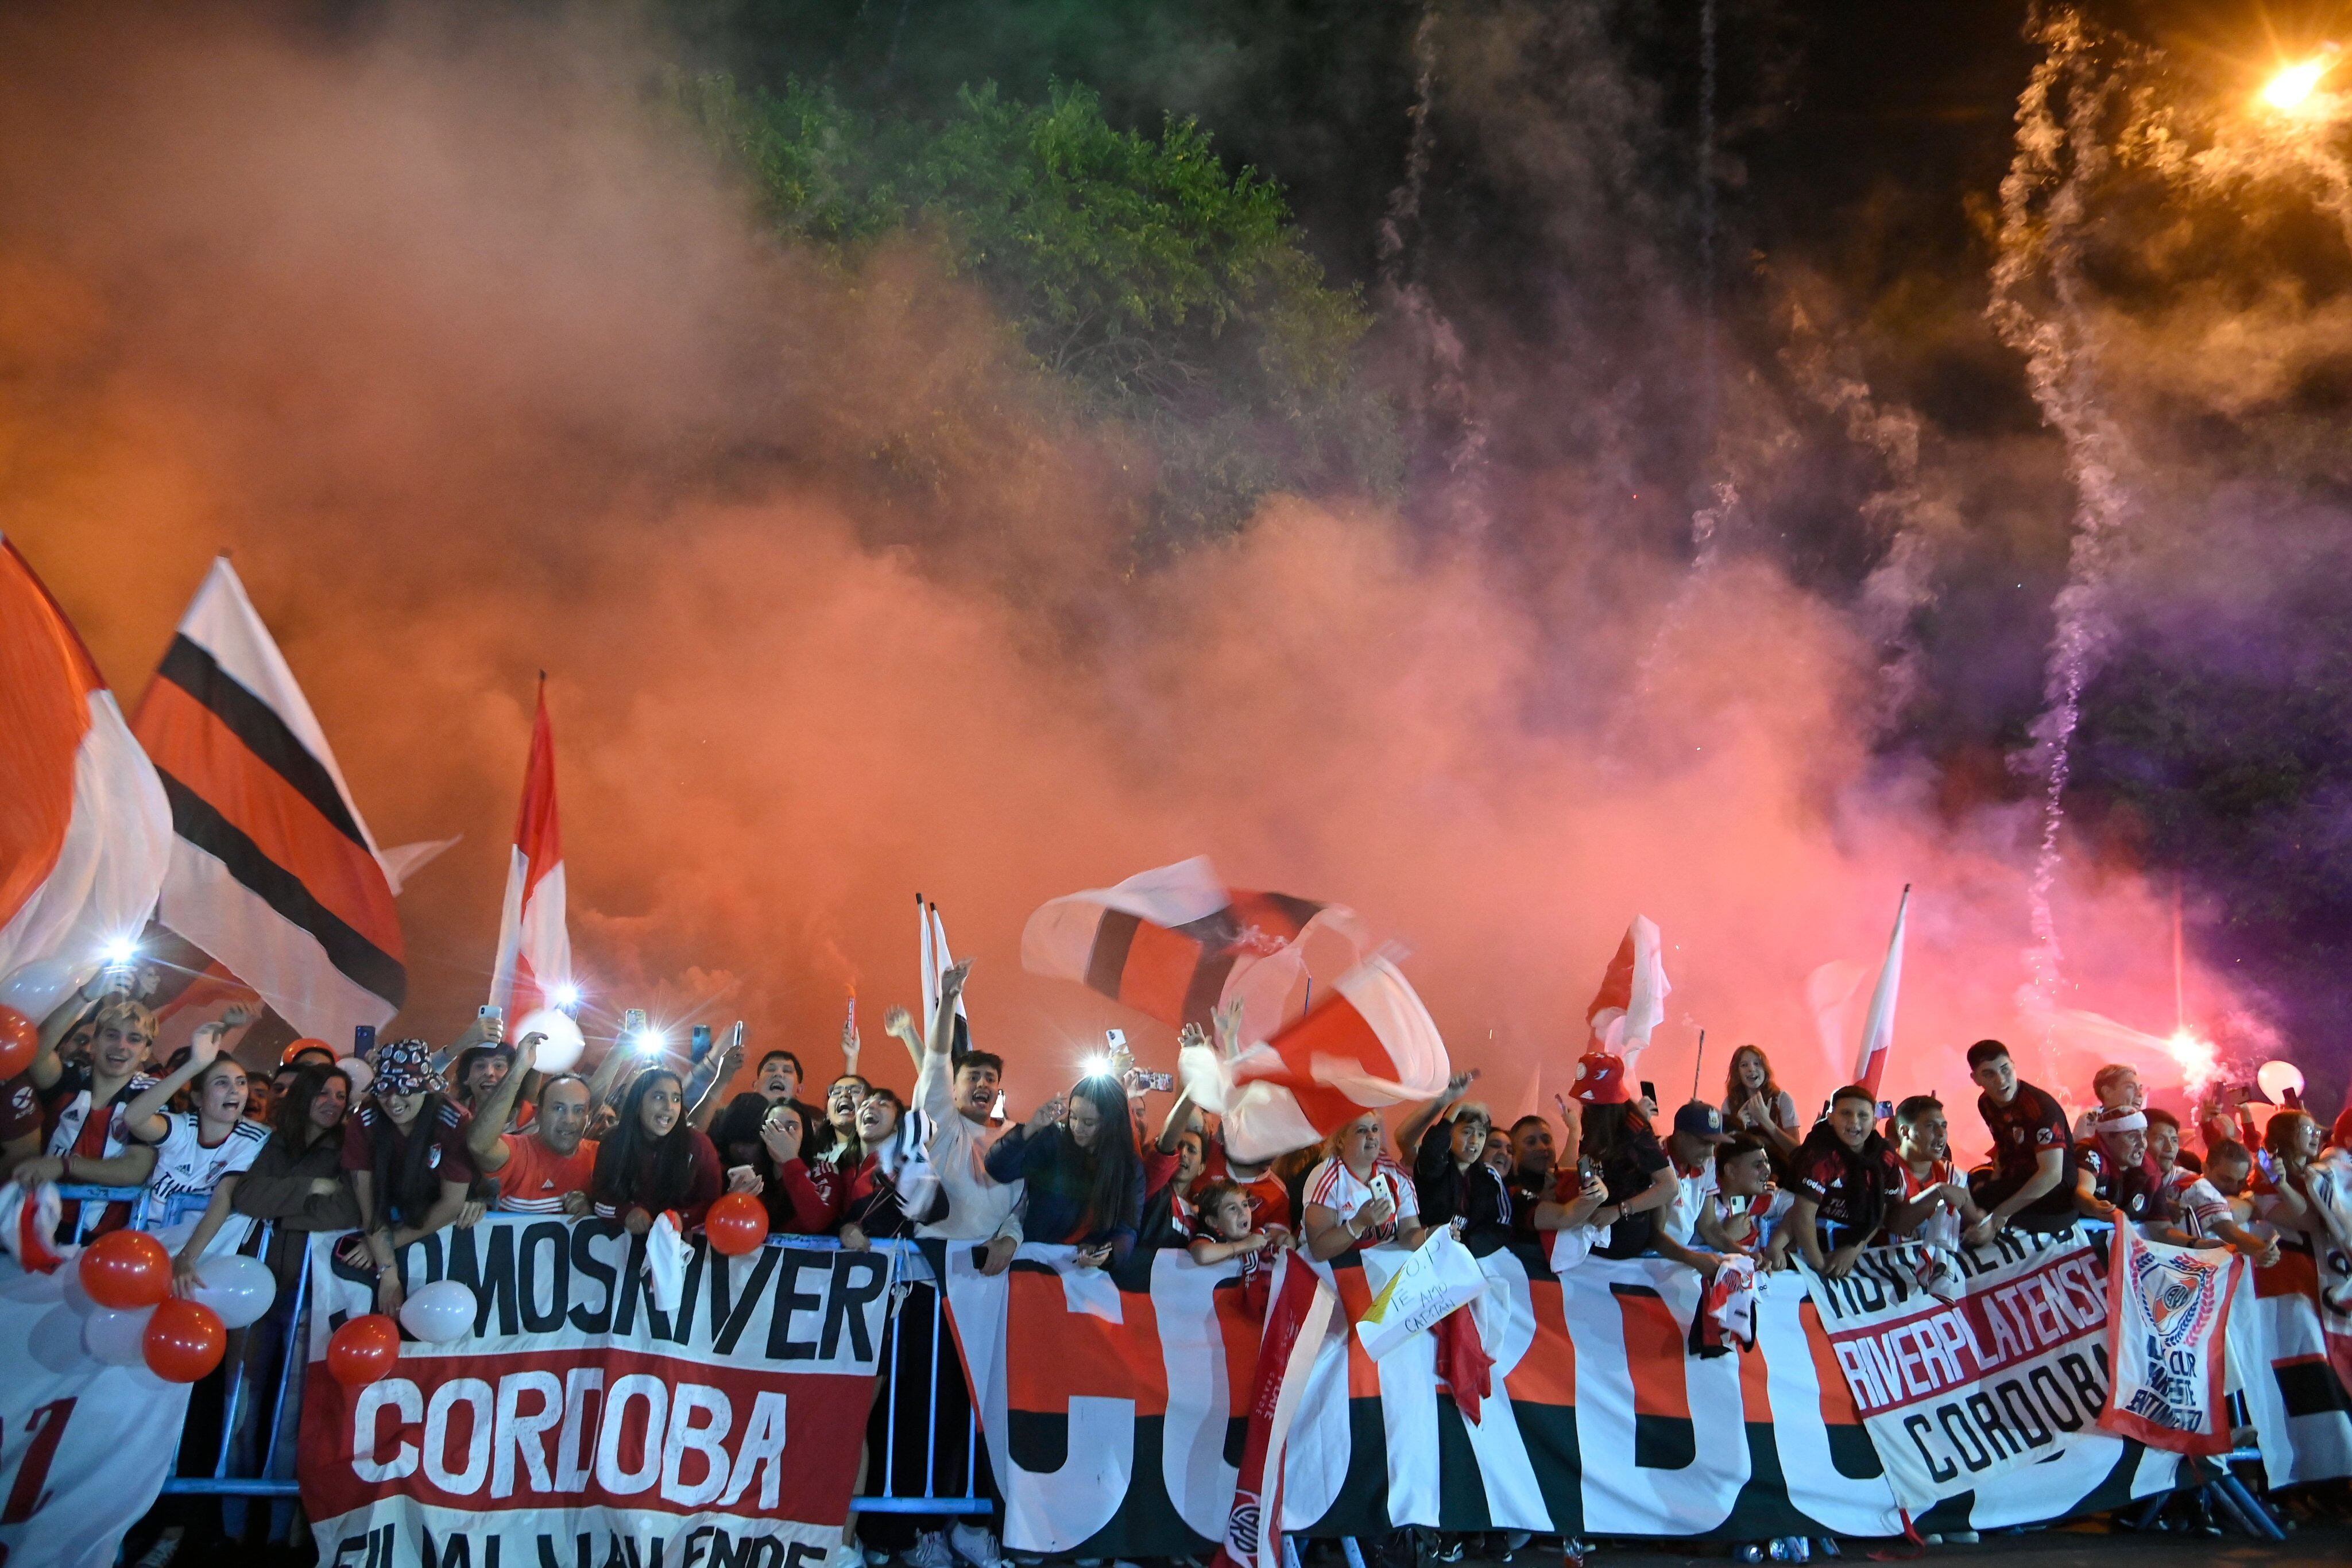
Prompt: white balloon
<box><xmin>0</xmin><ymin>957</ymin><xmax>98</xmax><ymax>1022</ymax></box>
<box><xmin>513</xmin><ymin>1008</ymin><xmax>586</xmax><ymax>1074</ymax></box>
<box><xmin>83</xmin><ymin>1305</ymin><xmax>154</xmax><ymax>1365</ymax></box>
<box><xmin>188</xmin><ymin>1254</ymin><xmax>277</xmax><ymax>1329</ymax></box>
<box><xmin>336</xmin><ymin>1056</ymin><xmax>373</xmax><ymax>1098</ymax></box>
<box><xmin>397</xmin><ymin>1279</ymin><xmax>477</xmax><ymax>1344</ymax></box>
<box><xmin>2257</xmin><ymin>1059</ymin><xmax>2306</xmax><ymax>1106</ymax></box>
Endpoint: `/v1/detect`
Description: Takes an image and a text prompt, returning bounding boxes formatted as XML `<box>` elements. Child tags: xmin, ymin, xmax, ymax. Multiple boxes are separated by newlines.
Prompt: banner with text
<box><xmin>2098</xmin><ymin>1226</ymin><xmax>2239</xmax><ymax>1455</ymax></box>
<box><xmin>0</xmin><ymin>1261</ymin><xmax>192</xmax><ymax>1568</ymax></box>
<box><xmin>2233</xmin><ymin>1241</ymin><xmax>2352</xmax><ymax>1490</ymax></box>
<box><xmin>942</xmin><ymin>1236</ymin><xmax>2184</xmax><ymax>1558</ymax></box>
<box><xmin>1798</xmin><ymin>1230</ymin><xmax>2164</xmax><ymax>1515</ymax></box>
<box><xmin>301</xmin><ymin>1218</ymin><xmax>893</xmax><ymax>1568</ymax></box>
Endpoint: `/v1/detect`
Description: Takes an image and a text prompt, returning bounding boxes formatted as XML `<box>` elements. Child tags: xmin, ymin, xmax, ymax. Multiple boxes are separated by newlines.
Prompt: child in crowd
<box><xmin>1701</xmin><ymin>1135</ymin><xmax>1792</xmax><ymax>1263</ymax></box>
<box><xmin>1190</xmin><ymin>1178</ymin><xmax>1279</xmax><ymax>1317</ymax></box>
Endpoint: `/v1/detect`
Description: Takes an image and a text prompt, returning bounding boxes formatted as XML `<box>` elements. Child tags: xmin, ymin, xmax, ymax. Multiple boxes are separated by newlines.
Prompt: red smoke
<box><xmin>0</xmin><ymin>7</ymin><xmax>2243</xmax><ymax>1154</ymax></box>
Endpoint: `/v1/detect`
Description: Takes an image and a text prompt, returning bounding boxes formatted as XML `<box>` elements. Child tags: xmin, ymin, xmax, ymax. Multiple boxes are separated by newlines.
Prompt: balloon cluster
<box><xmin>74</xmin><ymin>1232</ymin><xmax>273</xmax><ymax>1382</ymax></box>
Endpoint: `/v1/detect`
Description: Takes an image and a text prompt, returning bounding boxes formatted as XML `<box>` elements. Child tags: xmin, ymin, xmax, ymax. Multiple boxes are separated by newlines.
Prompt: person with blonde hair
<box><xmin>16</xmin><ymin>989</ymin><xmax>164</xmax><ymax>1237</ymax></box>
<box><xmin>1303</xmin><ymin>1110</ymin><xmax>1434</xmax><ymax>1260</ymax></box>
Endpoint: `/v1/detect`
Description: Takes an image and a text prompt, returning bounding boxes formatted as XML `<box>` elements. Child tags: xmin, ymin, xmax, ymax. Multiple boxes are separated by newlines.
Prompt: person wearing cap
<box><xmin>1659</xmin><ymin>1101</ymin><xmax>1734</xmax><ymax>1248</ymax></box>
<box><xmin>2076</xmin><ymin>1105</ymin><xmax>2162</xmax><ymax>1223</ymax></box>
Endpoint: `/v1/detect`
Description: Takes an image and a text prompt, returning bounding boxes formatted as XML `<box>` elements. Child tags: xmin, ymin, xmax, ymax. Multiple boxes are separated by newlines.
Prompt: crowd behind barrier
<box><xmin>2</xmin><ymin>966</ymin><xmax>2351</xmax><ymax>1567</ymax></box>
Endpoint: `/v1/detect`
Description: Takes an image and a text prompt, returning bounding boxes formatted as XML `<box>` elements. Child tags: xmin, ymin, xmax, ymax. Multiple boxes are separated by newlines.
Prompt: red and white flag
<box><xmin>918</xmin><ymin>896</ymin><xmax>966</xmax><ymax>1039</ymax></box>
<box><xmin>1180</xmin><ymin>954</ymin><xmax>1450</xmax><ymax>1161</ymax></box>
<box><xmin>488</xmin><ymin>677</ymin><xmax>570</xmax><ymax>1019</ymax></box>
<box><xmin>132</xmin><ymin>556</ymin><xmax>404</xmax><ymax>1039</ymax></box>
<box><xmin>1022</xmin><ymin>856</ymin><xmax>1363</xmax><ymax>1043</ymax></box>
<box><xmin>1852</xmin><ymin>885</ymin><xmax>1909</xmax><ymax>1097</ymax></box>
<box><xmin>0</xmin><ymin>537</ymin><xmax>172</xmax><ymax>981</ymax></box>
<box><xmin>1587</xmin><ymin>916</ymin><xmax>1670</xmax><ymax>1064</ymax></box>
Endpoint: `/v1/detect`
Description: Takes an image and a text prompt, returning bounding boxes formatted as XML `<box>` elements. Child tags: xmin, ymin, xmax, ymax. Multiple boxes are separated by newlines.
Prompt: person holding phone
<box><xmin>983</xmin><ymin>1074</ymin><xmax>1143</xmax><ymax>1267</ymax></box>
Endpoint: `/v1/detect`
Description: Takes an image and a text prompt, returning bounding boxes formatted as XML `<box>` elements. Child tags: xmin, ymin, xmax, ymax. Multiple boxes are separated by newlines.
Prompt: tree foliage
<box><xmin>676</xmin><ymin>70</ymin><xmax>1398</xmax><ymax>551</ymax></box>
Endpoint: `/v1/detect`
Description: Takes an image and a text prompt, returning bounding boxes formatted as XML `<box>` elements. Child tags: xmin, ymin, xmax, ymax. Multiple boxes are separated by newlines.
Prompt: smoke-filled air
<box><xmin>6</xmin><ymin>1</ymin><xmax>2348</xmax><ymax>1133</ymax></box>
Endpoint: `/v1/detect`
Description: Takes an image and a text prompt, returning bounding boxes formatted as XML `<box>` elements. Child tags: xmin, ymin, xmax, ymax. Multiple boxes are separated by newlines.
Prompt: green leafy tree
<box><xmin>676</xmin><ymin>71</ymin><xmax>1397</xmax><ymax>551</ymax></box>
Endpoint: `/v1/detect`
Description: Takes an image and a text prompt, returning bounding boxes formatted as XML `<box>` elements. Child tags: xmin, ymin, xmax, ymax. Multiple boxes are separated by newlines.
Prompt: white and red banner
<box><xmin>939</xmin><ymin>1234</ymin><xmax>2202</xmax><ymax>1558</ymax></box>
<box><xmin>2098</xmin><ymin>1225</ymin><xmax>2240</xmax><ymax>1455</ymax></box>
<box><xmin>300</xmin><ymin>1217</ymin><xmax>891</xmax><ymax>1567</ymax></box>
<box><xmin>0</xmin><ymin>536</ymin><xmax>171</xmax><ymax>982</ymax></box>
<box><xmin>487</xmin><ymin>677</ymin><xmax>571</xmax><ymax>1019</ymax></box>
<box><xmin>1801</xmin><ymin>1230</ymin><xmax>2171</xmax><ymax>1516</ymax></box>
<box><xmin>1585</xmin><ymin>917</ymin><xmax>1669</xmax><ymax>1064</ymax></box>
<box><xmin>0</xmin><ymin>1260</ymin><xmax>193</xmax><ymax>1568</ymax></box>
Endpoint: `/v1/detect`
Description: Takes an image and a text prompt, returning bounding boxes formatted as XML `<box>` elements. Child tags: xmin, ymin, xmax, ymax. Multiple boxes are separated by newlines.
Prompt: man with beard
<box><xmin>467</xmin><ymin>1032</ymin><xmax>597</xmax><ymax>1215</ymax></box>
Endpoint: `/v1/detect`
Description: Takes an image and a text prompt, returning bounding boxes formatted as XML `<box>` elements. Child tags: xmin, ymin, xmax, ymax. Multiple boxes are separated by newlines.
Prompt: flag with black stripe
<box><xmin>131</xmin><ymin>556</ymin><xmax>405</xmax><ymax>1038</ymax></box>
<box><xmin>1020</xmin><ymin>856</ymin><xmax>1363</xmax><ymax>1037</ymax></box>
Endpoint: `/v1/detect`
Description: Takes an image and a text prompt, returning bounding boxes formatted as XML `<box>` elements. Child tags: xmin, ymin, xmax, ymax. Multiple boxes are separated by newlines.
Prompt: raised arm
<box><xmin>1397</xmin><ymin>1069</ymin><xmax>1476</xmax><ymax>1162</ymax></box>
<box><xmin>432</xmin><ymin>1012</ymin><xmax>504</xmax><ymax>1077</ymax></box>
<box><xmin>682</xmin><ymin>1025</ymin><xmax>738</xmax><ymax>1123</ymax></box>
<box><xmin>123</xmin><ymin>1024</ymin><xmax>236</xmax><ymax>1143</ymax></box>
<box><xmin>585</xmin><ymin>1035</ymin><xmax>636</xmax><ymax>1113</ymax></box>
<box><xmin>884</xmin><ymin>1006</ymin><xmax>927</xmax><ymax>1075</ymax></box>
<box><xmin>467</xmin><ymin>1032</ymin><xmax>541</xmax><ymax>1172</ymax></box>
<box><xmin>28</xmin><ymin>980</ymin><xmax>107</xmax><ymax>1091</ymax></box>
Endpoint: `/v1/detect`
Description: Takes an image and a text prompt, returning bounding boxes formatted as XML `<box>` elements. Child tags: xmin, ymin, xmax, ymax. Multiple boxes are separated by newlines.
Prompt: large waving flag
<box><xmin>1179</xmin><ymin>954</ymin><xmax>1450</xmax><ymax>1161</ymax></box>
<box><xmin>0</xmin><ymin>537</ymin><xmax>172</xmax><ymax>978</ymax></box>
<box><xmin>1022</xmin><ymin>856</ymin><xmax>1364</xmax><ymax>1042</ymax></box>
<box><xmin>488</xmin><ymin>676</ymin><xmax>570</xmax><ymax>1017</ymax></box>
<box><xmin>1587</xmin><ymin>915</ymin><xmax>1670</xmax><ymax>1064</ymax></box>
<box><xmin>1852</xmin><ymin>885</ymin><xmax>1910</xmax><ymax>1097</ymax></box>
<box><xmin>131</xmin><ymin>557</ymin><xmax>404</xmax><ymax>1039</ymax></box>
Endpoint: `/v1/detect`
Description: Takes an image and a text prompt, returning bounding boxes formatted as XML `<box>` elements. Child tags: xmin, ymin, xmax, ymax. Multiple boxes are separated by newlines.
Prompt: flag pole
<box><xmin>1690</xmin><ymin>1028</ymin><xmax>1705</xmax><ymax>1104</ymax></box>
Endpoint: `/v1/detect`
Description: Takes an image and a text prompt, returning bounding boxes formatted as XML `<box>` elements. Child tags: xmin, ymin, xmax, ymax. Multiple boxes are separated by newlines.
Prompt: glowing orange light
<box><xmin>2262</xmin><ymin>55</ymin><xmax>2334</xmax><ymax>113</ymax></box>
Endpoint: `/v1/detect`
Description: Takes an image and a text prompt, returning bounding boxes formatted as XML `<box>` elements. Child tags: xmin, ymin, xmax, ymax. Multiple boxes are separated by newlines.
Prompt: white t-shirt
<box><xmin>145</xmin><ymin>1114</ymin><xmax>269</xmax><ymax>1213</ymax></box>
<box><xmin>1664</xmin><ymin>1157</ymin><xmax>1718</xmax><ymax>1246</ymax></box>
<box><xmin>1304</xmin><ymin>1154</ymin><xmax>1418</xmax><ymax>1246</ymax></box>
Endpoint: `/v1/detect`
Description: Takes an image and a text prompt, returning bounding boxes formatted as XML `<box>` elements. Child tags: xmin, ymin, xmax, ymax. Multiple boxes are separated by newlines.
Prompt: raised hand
<box><xmin>1028</xmin><ymin>1094</ymin><xmax>1067</xmax><ymax>1132</ymax></box>
<box><xmin>1444</xmin><ymin>1068</ymin><xmax>1478</xmax><ymax>1103</ymax></box>
<box><xmin>939</xmin><ymin>957</ymin><xmax>973</xmax><ymax>1001</ymax></box>
<box><xmin>759</xmin><ymin>1114</ymin><xmax>803</xmax><ymax>1166</ymax></box>
<box><xmin>883</xmin><ymin>1006</ymin><xmax>919</xmax><ymax>1043</ymax></box>
<box><xmin>1177</xmin><ymin>1021</ymin><xmax>1209</xmax><ymax>1055</ymax></box>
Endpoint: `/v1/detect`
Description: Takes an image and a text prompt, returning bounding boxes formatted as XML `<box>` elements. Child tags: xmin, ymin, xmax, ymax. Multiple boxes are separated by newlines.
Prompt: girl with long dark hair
<box><xmin>590</xmin><ymin>1068</ymin><xmax>740</xmax><ymax>1235</ymax></box>
<box><xmin>984</xmin><ymin>1075</ymin><xmax>1144</xmax><ymax>1266</ymax></box>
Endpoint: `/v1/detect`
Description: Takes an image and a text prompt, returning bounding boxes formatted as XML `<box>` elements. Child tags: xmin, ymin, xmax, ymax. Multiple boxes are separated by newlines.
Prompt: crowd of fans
<box><xmin>4</xmin><ymin>956</ymin><xmax>2351</xmax><ymax>1567</ymax></box>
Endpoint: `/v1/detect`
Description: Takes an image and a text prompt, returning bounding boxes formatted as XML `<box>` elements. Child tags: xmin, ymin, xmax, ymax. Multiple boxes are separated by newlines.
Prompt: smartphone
<box><xmin>1105</xmin><ymin>1029</ymin><xmax>1128</xmax><ymax>1050</ymax></box>
<box><xmin>1142</xmin><ymin>1071</ymin><xmax>1175</xmax><ymax>1093</ymax></box>
<box><xmin>353</xmin><ymin>1024</ymin><xmax>376</xmax><ymax>1059</ymax></box>
<box><xmin>1639</xmin><ymin>1080</ymin><xmax>1657</xmax><ymax>1105</ymax></box>
<box><xmin>101</xmin><ymin>960</ymin><xmax>139</xmax><ymax>993</ymax></box>
<box><xmin>1876</xmin><ymin>1100</ymin><xmax>1894</xmax><ymax>1121</ymax></box>
<box><xmin>623</xmin><ymin>1008</ymin><xmax>649</xmax><ymax>1048</ymax></box>
<box><xmin>691</xmin><ymin>1024</ymin><xmax>714</xmax><ymax>1061</ymax></box>
<box><xmin>479</xmin><ymin>1004</ymin><xmax>503</xmax><ymax>1024</ymax></box>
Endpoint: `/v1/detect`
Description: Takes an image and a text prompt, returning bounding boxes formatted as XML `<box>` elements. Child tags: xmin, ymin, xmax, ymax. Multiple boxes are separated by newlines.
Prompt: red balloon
<box><xmin>142</xmin><ymin>1296</ymin><xmax>226</xmax><ymax>1383</ymax></box>
<box><xmin>327</xmin><ymin>1313</ymin><xmax>401</xmax><ymax>1386</ymax></box>
<box><xmin>79</xmin><ymin>1230</ymin><xmax>172</xmax><ymax>1310</ymax></box>
<box><xmin>705</xmin><ymin>1191</ymin><xmax>769</xmax><ymax>1257</ymax></box>
<box><xmin>0</xmin><ymin>1006</ymin><xmax>34</xmax><ymax>1081</ymax></box>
